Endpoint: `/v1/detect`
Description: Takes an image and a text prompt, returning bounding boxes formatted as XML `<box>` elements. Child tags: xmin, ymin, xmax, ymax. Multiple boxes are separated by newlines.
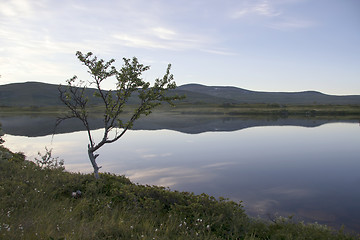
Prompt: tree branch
<box><xmin>58</xmin><ymin>51</ymin><xmax>185</xmax><ymax>178</ymax></box>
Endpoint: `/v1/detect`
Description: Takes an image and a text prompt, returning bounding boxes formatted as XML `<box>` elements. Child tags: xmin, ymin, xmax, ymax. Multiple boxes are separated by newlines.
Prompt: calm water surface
<box><xmin>2</xmin><ymin>118</ymin><xmax>360</xmax><ymax>232</ymax></box>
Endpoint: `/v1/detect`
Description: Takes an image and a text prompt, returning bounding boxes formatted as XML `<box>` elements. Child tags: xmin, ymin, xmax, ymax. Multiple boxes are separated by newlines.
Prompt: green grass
<box><xmin>1</xmin><ymin>146</ymin><xmax>359</xmax><ymax>239</ymax></box>
<box><xmin>164</xmin><ymin>103</ymin><xmax>360</xmax><ymax>118</ymax></box>
<box><xmin>2</xmin><ymin>103</ymin><xmax>360</xmax><ymax>120</ymax></box>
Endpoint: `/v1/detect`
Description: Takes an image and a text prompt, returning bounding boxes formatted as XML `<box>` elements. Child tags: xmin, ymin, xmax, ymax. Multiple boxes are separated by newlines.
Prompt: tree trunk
<box><xmin>88</xmin><ymin>148</ymin><xmax>100</xmax><ymax>179</ymax></box>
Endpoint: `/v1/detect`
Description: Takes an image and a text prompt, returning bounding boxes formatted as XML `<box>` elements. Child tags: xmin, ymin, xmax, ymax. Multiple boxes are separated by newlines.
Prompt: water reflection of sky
<box><xmin>4</xmin><ymin>123</ymin><xmax>360</xmax><ymax>232</ymax></box>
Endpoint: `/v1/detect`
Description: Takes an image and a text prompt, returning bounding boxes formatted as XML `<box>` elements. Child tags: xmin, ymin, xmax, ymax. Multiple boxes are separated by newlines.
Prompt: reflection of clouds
<box><xmin>125</xmin><ymin>167</ymin><xmax>211</xmax><ymax>187</ymax></box>
<box><xmin>297</xmin><ymin>209</ymin><xmax>336</xmax><ymax>222</ymax></box>
<box><xmin>4</xmin><ymin>123</ymin><xmax>360</xmax><ymax>232</ymax></box>
<box><xmin>264</xmin><ymin>187</ymin><xmax>311</xmax><ymax>198</ymax></box>
<box><xmin>4</xmin><ymin>134</ymin><xmax>53</xmax><ymax>160</ymax></box>
<box><xmin>135</xmin><ymin>148</ymin><xmax>173</xmax><ymax>159</ymax></box>
<box><xmin>141</xmin><ymin>154</ymin><xmax>157</xmax><ymax>159</ymax></box>
<box><xmin>141</xmin><ymin>153</ymin><xmax>173</xmax><ymax>159</ymax></box>
<box><xmin>202</xmin><ymin>161</ymin><xmax>236</xmax><ymax>169</ymax></box>
<box><xmin>4</xmin><ymin>132</ymin><xmax>91</xmax><ymax>169</ymax></box>
<box><xmin>244</xmin><ymin>187</ymin><xmax>312</xmax><ymax>219</ymax></box>
<box><xmin>160</xmin><ymin>153</ymin><xmax>172</xmax><ymax>157</ymax></box>
<box><xmin>246</xmin><ymin>199</ymin><xmax>279</xmax><ymax>215</ymax></box>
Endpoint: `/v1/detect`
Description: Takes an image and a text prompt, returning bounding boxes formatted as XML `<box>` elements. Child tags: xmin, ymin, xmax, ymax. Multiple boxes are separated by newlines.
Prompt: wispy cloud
<box><xmin>112</xmin><ymin>25</ymin><xmax>235</xmax><ymax>55</ymax></box>
<box><xmin>200</xmin><ymin>48</ymin><xmax>238</xmax><ymax>56</ymax></box>
<box><xmin>0</xmin><ymin>0</ymin><xmax>244</xmax><ymax>85</ymax></box>
<box><xmin>152</xmin><ymin>27</ymin><xmax>177</xmax><ymax>40</ymax></box>
<box><xmin>254</xmin><ymin>1</ymin><xmax>282</xmax><ymax>17</ymax></box>
<box><xmin>267</xmin><ymin>19</ymin><xmax>316</xmax><ymax>30</ymax></box>
<box><xmin>230</xmin><ymin>0</ymin><xmax>315</xmax><ymax>30</ymax></box>
<box><xmin>112</xmin><ymin>33</ymin><xmax>169</xmax><ymax>50</ymax></box>
<box><xmin>0</xmin><ymin>22</ymin><xmax>103</xmax><ymax>84</ymax></box>
<box><xmin>232</xmin><ymin>0</ymin><xmax>282</xmax><ymax>19</ymax></box>
<box><xmin>0</xmin><ymin>0</ymin><xmax>34</xmax><ymax>17</ymax></box>
<box><xmin>112</xmin><ymin>27</ymin><xmax>209</xmax><ymax>52</ymax></box>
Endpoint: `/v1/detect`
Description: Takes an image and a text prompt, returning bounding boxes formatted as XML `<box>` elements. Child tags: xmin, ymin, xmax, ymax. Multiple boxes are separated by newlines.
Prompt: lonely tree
<box><xmin>58</xmin><ymin>51</ymin><xmax>183</xmax><ymax>179</ymax></box>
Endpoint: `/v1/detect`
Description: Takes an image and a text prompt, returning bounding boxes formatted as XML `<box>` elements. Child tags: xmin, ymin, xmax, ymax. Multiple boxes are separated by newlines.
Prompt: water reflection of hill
<box><xmin>0</xmin><ymin>113</ymin><xmax>356</xmax><ymax>137</ymax></box>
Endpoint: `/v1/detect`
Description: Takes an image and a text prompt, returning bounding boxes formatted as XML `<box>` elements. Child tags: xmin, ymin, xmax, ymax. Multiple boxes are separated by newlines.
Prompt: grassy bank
<box><xmin>1</xmin><ymin>103</ymin><xmax>359</xmax><ymax>120</ymax></box>
<box><xmin>0</xmin><ymin>146</ymin><xmax>359</xmax><ymax>239</ymax></box>
<box><xmin>166</xmin><ymin>103</ymin><xmax>360</xmax><ymax>119</ymax></box>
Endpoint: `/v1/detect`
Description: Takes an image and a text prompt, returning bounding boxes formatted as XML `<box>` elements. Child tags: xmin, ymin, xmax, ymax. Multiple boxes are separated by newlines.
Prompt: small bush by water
<box><xmin>0</xmin><ymin>146</ymin><xmax>358</xmax><ymax>239</ymax></box>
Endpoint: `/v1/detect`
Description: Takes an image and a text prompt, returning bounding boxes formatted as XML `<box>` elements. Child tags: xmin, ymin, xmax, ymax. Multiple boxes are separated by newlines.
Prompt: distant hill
<box><xmin>0</xmin><ymin>82</ymin><xmax>63</xmax><ymax>106</ymax></box>
<box><xmin>0</xmin><ymin>81</ymin><xmax>359</xmax><ymax>107</ymax></box>
<box><xmin>177</xmin><ymin>84</ymin><xmax>360</xmax><ymax>105</ymax></box>
<box><xmin>0</xmin><ymin>82</ymin><xmax>104</xmax><ymax>107</ymax></box>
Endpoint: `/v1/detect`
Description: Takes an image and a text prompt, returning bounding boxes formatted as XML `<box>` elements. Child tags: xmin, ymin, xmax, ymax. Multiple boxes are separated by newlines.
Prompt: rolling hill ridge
<box><xmin>0</xmin><ymin>81</ymin><xmax>360</xmax><ymax>107</ymax></box>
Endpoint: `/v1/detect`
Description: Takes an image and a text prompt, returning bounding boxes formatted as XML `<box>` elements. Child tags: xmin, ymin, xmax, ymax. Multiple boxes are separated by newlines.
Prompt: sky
<box><xmin>0</xmin><ymin>0</ymin><xmax>359</xmax><ymax>95</ymax></box>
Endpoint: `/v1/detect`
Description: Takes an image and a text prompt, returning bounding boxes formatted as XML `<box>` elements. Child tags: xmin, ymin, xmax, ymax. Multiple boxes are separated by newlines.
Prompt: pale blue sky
<box><xmin>0</xmin><ymin>0</ymin><xmax>359</xmax><ymax>94</ymax></box>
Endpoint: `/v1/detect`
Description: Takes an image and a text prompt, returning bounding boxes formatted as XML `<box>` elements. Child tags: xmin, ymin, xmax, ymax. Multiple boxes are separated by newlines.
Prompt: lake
<box><xmin>1</xmin><ymin>113</ymin><xmax>359</xmax><ymax>232</ymax></box>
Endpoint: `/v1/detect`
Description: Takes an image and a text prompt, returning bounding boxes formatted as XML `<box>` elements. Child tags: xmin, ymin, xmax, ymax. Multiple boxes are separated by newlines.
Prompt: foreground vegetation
<box><xmin>1</xmin><ymin>146</ymin><xmax>359</xmax><ymax>239</ymax></box>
